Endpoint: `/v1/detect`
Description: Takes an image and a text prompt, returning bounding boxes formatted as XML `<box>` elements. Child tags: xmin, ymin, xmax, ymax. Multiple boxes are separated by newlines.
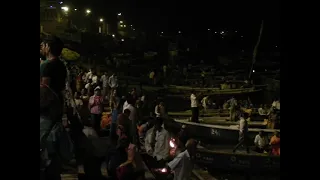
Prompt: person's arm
<box><xmin>155</xmin><ymin>106</ymin><xmax>160</xmax><ymax>116</ymax></box>
<box><xmin>167</xmin><ymin>154</ymin><xmax>182</xmax><ymax>170</ymax></box>
<box><xmin>163</xmin><ymin>131</ymin><xmax>171</xmax><ymax>160</ymax></box>
<box><xmin>120</xmin><ymin>144</ymin><xmax>136</xmax><ymax>167</ymax></box>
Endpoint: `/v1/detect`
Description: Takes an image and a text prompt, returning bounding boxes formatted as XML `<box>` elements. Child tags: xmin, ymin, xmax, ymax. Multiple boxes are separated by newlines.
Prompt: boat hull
<box><xmin>174</xmin><ymin>120</ymin><xmax>278</xmax><ymax>145</ymax></box>
<box><xmin>195</xmin><ymin>149</ymin><xmax>280</xmax><ymax>173</ymax></box>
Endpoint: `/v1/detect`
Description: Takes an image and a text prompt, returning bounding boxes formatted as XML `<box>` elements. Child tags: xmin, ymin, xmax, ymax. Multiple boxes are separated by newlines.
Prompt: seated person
<box><xmin>270</xmin><ymin>131</ymin><xmax>280</xmax><ymax>155</ymax></box>
<box><xmin>254</xmin><ymin>131</ymin><xmax>268</xmax><ymax>153</ymax></box>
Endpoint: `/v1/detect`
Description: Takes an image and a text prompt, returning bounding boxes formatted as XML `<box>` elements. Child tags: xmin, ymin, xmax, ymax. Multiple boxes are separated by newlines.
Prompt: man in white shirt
<box><xmin>91</xmin><ymin>71</ymin><xmax>98</xmax><ymax>86</ymax></box>
<box><xmin>254</xmin><ymin>131</ymin><xmax>268</xmax><ymax>153</ymax></box>
<box><xmin>233</xmin><ymin>113</ymin><xmax>249</xmax><ymax>153</ymax></box>
<box><xmin>145</xmin><ymin>118</ymin><xmax>170</xmax><ymax>167</ymax></box>
<box><xmin>108</xmin><ymin>73</ymin><xmax>118</xmax><ymax>92</ymax></box>
<box><xmin>167</xmin><ymin>139</ymin><xmax>197</xmax><ymax>180</ymax></box>
<box><xmin>227</xmin><ymin>97</ymin><xmax>237</xmax><ymax>121</ymax></box>
<box><xmin>100</xmin><ymin>72</ymin><xmax>109</xmax><ymax>97</ymax></box>
<box><xmin>190</xmin><ymin>91</ymin><xmax>199</xmax><ymax>123</ymax></box>
<box><xmin>201</xmin><ymin>95</ymin><xmax>209</xmax><ymax>113</ymax></box>
<box><xmin>85</xmin><ymin>69</ymin><xmax>92</xmax><ymax>83</ymax></box>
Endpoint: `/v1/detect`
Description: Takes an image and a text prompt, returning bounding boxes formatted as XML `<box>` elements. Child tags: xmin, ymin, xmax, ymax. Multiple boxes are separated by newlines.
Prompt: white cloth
<box><xmin>201</xmin><ymin>96</ymin><xmax>208</xmax><ymax>107</ymax></box>
<box><xmin>239</xmin><ymin>117</ymin><xmax>248</xmax><ymax>133</ymax></box>
<box><xmin>254</xmin><ymin>134</ymin><xmax>268</xmax><ymax>148</ymax></box>
<box><xmin>167</xmin><ymin>150</ymin><xmax>193</xmax><ymax>180</ymax></box>
<box><xmin>108</xmin><ymin>75</ymin><xmax>118</xmax><ymax>88</ymax></box>
<box><xmin>100</xmin><ymin>75</ymin><xmax>108</xmax><ymax>87</ymax></box>
<box><xmin>91</xmin><ymin>75</ymin><xmax>98</xmax><ymax>84</ymax></box>
<box><xmin>123</xmin><ymin>103</ymin><xmax>136</xmax><ymax>122</ymax></box>
<box><xmin>153</xmin><ymin>129</ymin><xmax>170</xmax><ymax>161</ymax></box>
<box><xmin>272</xmin><ymin>101</ymin><xmax>280</xmax><ymax>110</ymax></box>
<box><xmin>190</xmin><ymin>94</ymin><xmax>198</xmax><ymax>108</ymax></box>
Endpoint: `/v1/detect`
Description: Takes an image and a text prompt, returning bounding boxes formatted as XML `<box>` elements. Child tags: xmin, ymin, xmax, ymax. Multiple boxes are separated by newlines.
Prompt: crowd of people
<box><xmin>40</xmin><ymin>35</ymin><xmax>198</xmax><ymax>180</ymax></box>
<box><xmin>40</xmin><ymin>35</ymin><xmax>280</xmax><ymax>180</ymax></box>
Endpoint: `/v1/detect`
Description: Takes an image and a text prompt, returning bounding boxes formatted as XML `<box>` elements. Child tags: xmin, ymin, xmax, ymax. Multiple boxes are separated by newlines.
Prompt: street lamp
<box><xmin>120</xmin><ymin>21</ymin><xmax>123</xmax><ymax>24</ymax></box>
<box><xmin>100</xmin><ymin>18</ymin><xmax>104</xmax><ymax>22</ymax></box>
<box><xmin>74</xmin><ymin>8</ymin><xmax>77</xmax><ymax>11</ymax></box>
<box><xmin>118</xmin><ymin>13</ymin><xmax>122</xmax><ymax>16</ymax></box>
<box><xmin>61</xmin><ymin>6</ymin><xmax>69</xmax><ymax>12</ymax></box>
<box><xmin>112</xmin><ymin>34</ymin><xmax>115</xmax><ymax>38</ymax></box>
<box><xmin>86</xmin><ymin>9</ymin><xmax>91</xmax><ymax>14</ymax></box>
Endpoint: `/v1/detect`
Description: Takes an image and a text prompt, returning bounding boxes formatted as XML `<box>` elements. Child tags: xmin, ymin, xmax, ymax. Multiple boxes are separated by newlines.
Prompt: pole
<box><xmin>248</xmin><ymin>20</ymin><xmax>264</xmax><ymax>79</ymax></box>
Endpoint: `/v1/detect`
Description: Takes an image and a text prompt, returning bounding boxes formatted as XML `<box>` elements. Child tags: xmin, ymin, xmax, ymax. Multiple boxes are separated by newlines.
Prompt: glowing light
<box><xmin>120</xmin><ymin>21</ymin><xmax>123</xmax><ymax>23</ymax></box>
<box><xmin>161</xmin><ymin>168</ymin><xmax>167</xmax><ymax>173</ymax></box>
<box><xmin>121</xmin><ymin>39</ymin><xmax>124</xmax><ymax>41</ymax></box>
<box><xmin>178</xmin><ymin>31</ymin><xmax>181</xmax><ymax>33</ymax></box>
<box><xmin>123</xmin><ymin>25</ymin><xmax>126</xmax><ymax>27</ymax></box>
<box><xmin>208</xmin><ymin>29</ymin><xmax>210</xmax><ymax>31</ymax></box>
<box><xmin>120</xmin><ymin>25</ymin><xmax>123</xmax><ymax>27</ymax></box>
<box><xmin>61</xmin><ymin>6</ymin><xmax>69</xmax><ymax>12</ymax></box>
<box><xmin>253</xmin><ymin>70</ymin><xmax>255</xmax><ymax>73</ymax></box>
<box><xmin>86</xmin><ymin>9</ymin><xmax>91</xmax><ymax>14</ymax></box>
<box><xmin>74</xmin><ymin>9</ymin><xmax>77</xmax><ymax>11</ymax></box>
<box><xmin>112</xmin><ymin>34</ymin><xmax>115</xmax><ymax>37</ymax></box>
<box><xmin>99</xmin><ymin>18</ymin><xmax>103</xmax><ymax>22</ymax></box>
<box><xmin>118</xmin><ymin>13</ymin><xmax>122</xmax><ymax>16</ymax></box>
<box><xmin>59</xmin><ymin>1</ymin><xmax>63</xmax><ymax>4</ymax></box>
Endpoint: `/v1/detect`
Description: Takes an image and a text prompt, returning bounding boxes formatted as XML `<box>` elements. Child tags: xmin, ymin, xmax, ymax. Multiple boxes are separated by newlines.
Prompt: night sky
<box><xmin>68</xmin><ymin>0</ymin><xmax>279</xmax><ymax>45</ymax></box>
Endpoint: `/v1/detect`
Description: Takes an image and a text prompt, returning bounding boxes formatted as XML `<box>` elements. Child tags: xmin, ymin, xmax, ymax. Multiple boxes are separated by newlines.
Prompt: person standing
<box><xmin>100</xmin><ymin>72</ymin><xmax>109</xmax><ymax>99</ymax></box>
<box><xmin>108</xmin><ymin>73</ymin><xmax>118</xmax><ymax>97</ymax></box>
<box><xmin>88</xmin><ymin>87</ymin><xmax>104</xmax><ymax>135</ymax></box>
<box><xmin>40</xmin><ymin>35</ymin><xmax>67</xmax><ymax>180</ymax></box>
<box><xmin>228</xmin><ymin>96</ymin><xmax>238</xmax><ymax>121</ymax></box>
<box><xmin>233</xmin><ymin>113</ymin><xmax>250</xmax><ymax>153</ymax></box>
<box><xmin>190</xmin><ymin>91</ymin><xmax>199</xmax><ymax>123</ymax></box>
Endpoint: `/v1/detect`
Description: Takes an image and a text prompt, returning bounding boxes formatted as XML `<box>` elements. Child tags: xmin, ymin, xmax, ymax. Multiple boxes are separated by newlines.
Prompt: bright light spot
<box><xmin>275</xmin><ymin>46</ymin><xmax>278</xmax><ymax>48</ymax></box>
<box><xmin>121</xmin><ymin>39</ymin><xmax>124</xmax><ymax>42</ymax></box>
<box><xmin>215</xmin><ymin>32</ymin><xmax>217</xmax><ymax>34</ymax></box>
<box><xmin>235</xmin><ymin>31</ymin><xmax>238</xmax><ymax>32</ymax></box>
<box><xmin>118</xmin><ymin>13</ymin><xmax>122</xmax><ymax>16</ymax></box>
<box><xmin>241</xmin><ymin>36</ymin><xmax>243</xmax><ymax>38</ymax></box>
<box><xmin>161</xmin><ymin>168</ymin><xmax>167</xmax><ymax>173</ymax></box>
<box><xmin>133</xmin><ymin>28</ymin><xmax>135</xmax><ymax>31</ymax></box>
<box><xmin>99</xmin><ymin>18</ymin><xmax>103</xmax><ymax>22</ymax></box>
<box><xmin>208</xmin><ymin>29</ymin><xmax>210</xmax><ymax>31</ymax></box>
<box><xmin>86</xmin><ymin>9</ymin><xmax>91</xmax><ymax>14</ymax></box>
<box><xmin>220</xmin><ymin>31</ymin><xmax>225</xmax><ymax>34</ymax></box>
<box><xmin>178</xmin><ymin>31</ymin><xmax>181</xmax><ymax>33</ymax></box>
<box><xmin>120</xmin><ymin>25</ymin><xmax>123</xmax><ymax>27</ymax></box>
<box><xmin>253</xmin><ymin>70</ymin><xmax>255</xmax><ymax>73</ymax></box>
<box><xmin>123</xmin><ymin>25</ymin><xmax>126</xmax><ymax>27</ymax></box>
<box><xmin>61</xmin><ymin>6</ymin><xmax>69</xmax><ymax>12</ymax></box>
<box><xmin>169</xmin><ymin>140</ymin><xmax>176</xmax><ymax>148</ymax></box>
<box><xmin>50</xmin><ymin>6</ymin><xmax>53</xmax><ymax>8</ymax></box>
<box><xmin>120</xmin><ymin>21</ymin><xmax>123</xmax><ymax>24</ymax></box>
<box><xmin>130</xmin><ymin>25</ymin><xmax>133</xmax><ymax>27</ymax></box>
<box><xmin>112</xmin><ymin>34</ymin><xmax>115</xmax><ymax>37</ymax></box>
<box><xmin>74</xmin><ymin>8</ymin><xmax>77</xmax><ymax>11</ymax></box>
<box><xmin>59</xmin><ymin>1</ymin><xmax>63</xmax><ymax>4</ymax></box>
<box><xmin>161</xmin><ymin>32</ymin><xmax>163</xmax><ymax>34</ymax></box>
<box><xmin>265</xmin><ymin>69</ymin><xmax>267</xmax><ymax>72</ymax></box>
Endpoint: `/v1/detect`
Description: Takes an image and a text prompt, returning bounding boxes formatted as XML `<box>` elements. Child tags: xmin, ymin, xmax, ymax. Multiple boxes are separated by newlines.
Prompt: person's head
<box><xmin>154</xmin><ymin>117</ymin><xmax>164</xmax><ymax>131</ymax></box>
<box><xmin>259</xmin><ymin>130</ymin><xmax>264</xmax><ymax>137</ymax></box>
<box><xmin>124</xmin><ymin>109</ymin><xmax>131</xmax><ymax>117</ymax></box>
<box><xmin>112</xmin><ymin>89</ymin><xmax>117</xmax><ymax>96</ymax></box>
<box><xmin>94</xmin><ymin>87</ymin><xmax>101</xmax><ymax>95</ymax></box>
<box><xmin>81</xmin><ymin>88</ymin><xmax>87</xmax><ymax>95</ymax></box>
<box><xmin>41</xmin><ymin>35</ymin><xmax>64</xmax><ymax>58</ymax></box>
<box><xmin>159</xmin><ymin>102</ymin><xmax>164</xmax><ymax>107</ymax></box>
<box><xmin>185</xmin><ymin>139</ymin><xmax>198</xmax><ymax>157</ymax></box>
<box><xmin>242</xmin><ymin>113</ymin><xmax>249</xmax><ymax>119</ymax></box>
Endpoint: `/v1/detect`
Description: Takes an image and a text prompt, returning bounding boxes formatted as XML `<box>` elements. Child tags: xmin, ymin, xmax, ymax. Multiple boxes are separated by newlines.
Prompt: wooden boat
<box><xmin>168</xmin><ymin>109</ymin><xmax>261</xmax><ymax>118</ymax></box>
<box><xmin>173</xmin><ymin>119</ymin><xmax>279</xmax><ymax>145</ymax></box>
<box><xmin>195</xmin><ymin>145</ymin><xmax>280</xmax><ymax>173</ymax></box>
<box><xmin>167</xmin><ymin>85</ymin><xmax>263</xmax><ymax>94</ymax></box>
<box><xmin>175</xmin><ymin>118</ymin><xmax>267</xmax><ymax>129</ymax></box>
